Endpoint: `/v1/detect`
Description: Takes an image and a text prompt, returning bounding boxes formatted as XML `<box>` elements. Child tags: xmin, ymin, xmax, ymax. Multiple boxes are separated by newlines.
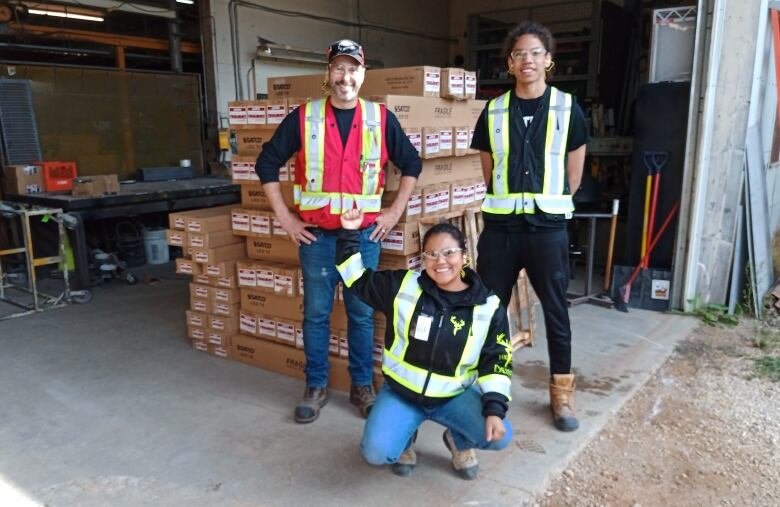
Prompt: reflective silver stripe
<box><xmin>304</xmin><ymin>99</ymin><xmax>326</xmax><ymax>192</ymax></box>
<box><xmin>453</xmin><ymin>295</ymin><xmax>500</xmax><ymax>380</ymax></box>
<box><xmin>391</xmin><ymin>273</ymin><xmax>421</xmax><ymax>360</ymax></box>
<box><xmin>336</xmin><ymin>252</ymin><xmax>365</xmax><ymax>288</ymax></box>
<box><xmin>534</xmin><ymin>194</ymin><xmax>575</xmax><ymax>214</ymax></box>
<box><xmin>360</xmin><ymin>99</ymin><xmax>383</xmax><ymax>196</ymax></box>
<box><xmin>298</xmin><ymin>194</ymin><xmax>332</xmax><ymax>210</ymax></box>
<box><xmin>383</xmin><ymin>354</ymin><xmax>474</xmax><ymax>397</ymax></box>
<box><xmin>293</xmin><ymin>184</ymin><xmax>301</xmax><ymax>204</ymax></box>
<box><xmin>481</xmin><ymin>195</ymin><xmax>515</xmax><ymax>214</ymax></box>
<box><xmin>477</xmin><ymin>374</ymin><xmax>512</xmax><ymax>398</ymax></box>
<box><xmin>488</xmin><ymin>92</ymin><xmax>511</xmax><ymax>196</ymax></box>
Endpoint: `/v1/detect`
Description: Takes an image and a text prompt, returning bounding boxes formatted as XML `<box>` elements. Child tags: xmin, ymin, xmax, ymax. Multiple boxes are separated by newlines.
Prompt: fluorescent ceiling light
<box><xmin>28</xmin><ymin>8</ymin><xmax>104</xmax><ymax>21</ymax></box>
<box><xmin>176</xmin><ymin>0</ymin><xmax>194</xmax><ymax>4</ymax></box>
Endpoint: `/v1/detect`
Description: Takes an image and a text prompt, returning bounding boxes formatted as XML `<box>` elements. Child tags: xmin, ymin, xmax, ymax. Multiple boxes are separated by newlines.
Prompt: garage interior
<box><xmin>0</xmin><ymin>0</ymin><xmax>777</xmax><ymax>505</ymax></box>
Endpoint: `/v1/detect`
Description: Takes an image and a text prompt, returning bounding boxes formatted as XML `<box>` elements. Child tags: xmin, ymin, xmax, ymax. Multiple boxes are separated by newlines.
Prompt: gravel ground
<box><xmin>537</xmin><ymin>315</ymin><xmax>780</xmax><ymax>507</ymax></box>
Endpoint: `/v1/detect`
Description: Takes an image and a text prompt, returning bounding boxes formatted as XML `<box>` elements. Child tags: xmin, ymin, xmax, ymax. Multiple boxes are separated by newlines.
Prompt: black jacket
<box><xmin>336</xmin><ymin>230</ymin><xmax>512</xmax><ymax>419</ymax></box>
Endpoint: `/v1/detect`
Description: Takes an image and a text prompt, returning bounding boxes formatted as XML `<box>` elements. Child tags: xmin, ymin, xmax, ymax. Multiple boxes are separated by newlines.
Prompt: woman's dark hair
<box><xmin>422</xmin><ymin>223</ymin><xmax>467</xmax><ymax>251</ymax></box>
<box><xmin>501</xmin><ymin>21</ymin><xmax>556</xmax><ymax>61</ymax></box>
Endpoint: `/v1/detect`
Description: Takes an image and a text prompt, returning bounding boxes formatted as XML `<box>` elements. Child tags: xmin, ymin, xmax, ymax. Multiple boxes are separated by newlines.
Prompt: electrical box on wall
<box><xmin>649</xmin><ymin>6</ymin><xmax>697</xmax><ymax>83</ymax></box>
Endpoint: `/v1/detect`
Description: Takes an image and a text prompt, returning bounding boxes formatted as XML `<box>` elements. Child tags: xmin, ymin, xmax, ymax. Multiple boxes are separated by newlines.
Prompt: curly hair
<box><xmin>501</xmin><ymin>21</ymin><xmax>556</xmax><ymax>61</ymax></box>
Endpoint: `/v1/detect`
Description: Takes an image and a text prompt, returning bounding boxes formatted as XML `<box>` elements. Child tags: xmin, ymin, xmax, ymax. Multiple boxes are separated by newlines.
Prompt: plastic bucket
<box><xmin>116</xmin><ymin>222</ymin><xmax>145</xmax><ymax>267</ymax></box>
<box><xmin>143</xmin><ymin>227</ymin><xmax>170</xmax><ymax>265</ymax></box>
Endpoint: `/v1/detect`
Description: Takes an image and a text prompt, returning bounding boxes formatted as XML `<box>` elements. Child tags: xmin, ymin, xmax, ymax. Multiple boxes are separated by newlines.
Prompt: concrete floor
<box><xmin>0</xmin><ymin>264</ymin><xmax>697</xmax><ymax>507</ymax></box>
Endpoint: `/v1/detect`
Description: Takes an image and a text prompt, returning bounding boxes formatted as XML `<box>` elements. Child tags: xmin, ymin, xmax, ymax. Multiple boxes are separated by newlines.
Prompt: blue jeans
<box><xmin>298</xmin><ymin>225</ymin><xmax>380</xmax><ymax>388</ymax></box>
<box><xmin>361</xmin><ymin>384</ymin><xmax>513</xmax><ymax>465</ymax></box>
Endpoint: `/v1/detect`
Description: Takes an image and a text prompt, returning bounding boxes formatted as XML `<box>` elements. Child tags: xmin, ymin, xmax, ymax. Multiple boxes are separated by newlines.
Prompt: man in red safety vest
<box><xmin>256</xmin><ymin>39</ymin><xmax>421</xmax><ymax>424</ymax></box>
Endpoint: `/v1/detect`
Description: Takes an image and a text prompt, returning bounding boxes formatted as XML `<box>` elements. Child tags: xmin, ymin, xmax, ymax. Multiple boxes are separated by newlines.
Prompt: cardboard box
<box><xmin>193</xmin><ymin>273</ymin><xmax>211</xmax><ymax>285</ymax></box>
<box><xmin>188</xmin><ymin>325</ymin><xmax>206</xmax><ymax>342</ymax></box>
<box><xmin>241</xmin><ymin>181</ymin><xmax>295</xmax><ymax>210</ymax></box>
<box><xmin>475</xmin><ymin>180</ymin><xmax>487</xmax><ymax>201</ymax></box>
<box><xmin>228</xmin><ymin>100</ymin><xmax>248</xmax><ymax>126</ymax></box>
<box><xmin>190</xmin><ymin>282</ymin><xmax>211</xmax><ymax>301</ymax></box>
<box><xmin>2</xmin><ymin>164</ymin><xmax>44</xmax><ymax>194</ymax></box>
<box><xmin>422</xmin><ymin>183</ymin><xmax>451</xmax><ymax>216</ymax></box>
<box><xmin>166</xmin><ymin>229</ymin><xmax>187</xmax><ymax>247</ymax></box>
<box><xmin>246</xmin><ymin>237</ymin><xmax>299</xmax><ymax>264</ymax></box>
<box><xmin>266</xmin><ymin>101</ymin><xmax>288</xmax><ymax>125</ymax></box>
<box><xmin>190</xmin><ymin>296</ymin><xmax>210</xmax><ymax>314</ymax></box>
<box><xmin>209</xmin><ymin>313</ymin><xmax>240</xmax><ymax>334</ymax></box>
<box><xmin>71</xmin><ymin>174</ymin><xmax>119</xmax><ymax>197</ymax></box>
<box><xmin>271</xmin><ymin>216</ymin><xmax>289</xmax><ymax>238</ymax></box>
<box><xmin>257</xmin><ymin>314</ymin><xmax>277</xmax><ymax>340</ymax></box>
<box><xmin>380</xmin><ymin>221</ymin><xmax>421</xmax><ymax>256</ymax></box>
<box><xmin>210</xmin><ymin>286</ymin><xmax>241</xmax><ymax>306</ymax></box>
<box><xmin>274</xmin><ymin>264</ymin><xmax>299</xmax><ymax>297</ymax></box>
<box><xmin>402</xmin><ymin>127</ymin><xmax>422</xmax><ymax>156</ymax></box>
<box><xmin>440</xmin><ymin>68</ymin><xmax>465</xmax><ymax>99</ymax></box>
<box><xmin>187</xmin><ymin>208</ymin><xmax>233</xmax><ymax>234</ymax></box>
<box><xmin>230</xmin><ymin>156</ymin><xmax>259</xmax><ymax>183</ymax></box>
<box><xmin>464</xmin><ymin>71</ymin><xmax>477</xmax><ymax>99</ymax></box>
<box><xmin>421</xmin><ymin>127</ymin><xmax>441</xmax><ymax>159</ymax></box>
<box><xmin>267</xmin><ymin>74</ymin><xmax>323</xmax><ymax>100</ymax></box>
<box><xmin>186</xmin><ymin>310</ymin><xmax>207</xmax><ymax>328</ymax></box>
<box><xmin>361</xmin><ymin>66</ymin><xmax>441</xmax><ymax>98</ymax></box>
<box><xmin>329</xmin><ymin>330</ymin><xmax>340</xmax><ymax>356</ymax></box>
<box><xmin>210</xmin><ymin>274</ymin><xmax>238</xmax><ymax>289</ymax></box>
<box><xmin>239</xmin><ymin>309</ymin><xmax>259</xmax><ymax>336</ymax></box>
<box><xmin>382</xmin><ymin>189</ymin><xmax>422</xmax><ymax>222</ymax></box>
<box><xmin>188</xmin><ymin>229</ymin><xmax>243</xmax><ymax>249</ymax></box>
<box><xmin>339</xmin><ymin>329</ymin><xmax>349</xmax><ymax>359</ymax></box>
<box><xmin>168</xmin><ymin>211</ymin><xmax>188</xmax><ymax>231</ymax></box>
<box><xmin>235</xmin><ymin>127</ymin><xmax>277</xmax><ymax>157</ymax></box>
<box><xmin>286</xmin><ymin>97</ymin><xmax>308</xmax><ymax>114</ymax></box>
<box><xmin>191</xmin><ymin>338</ymin><xmax>209</xmax><ymax>352</ymax></box>
<box><xmin>204</xmin><ymin>259</ymin><xmax>240</xmax><ymax>278</ymax></box>
<box><xmin>451</xmin><ymin>179</ymin><xmax>477</xmax><ymax>211</ymax></box>
<box><xmin>370</xmin><ymin>95</ymin><xmax>485</xmax><ymax>129</ymax></box>
<box><xmin>176</xmin><ymin>258</ymin><xmax>199</xmax><ymax>276</ymax></box>
<box><xmin>190</xmin><ymin>242</ymin><xmax>246</xmax><ymax>265</ymax></box>
<box><xmin>275</xmin><ymin>318</ymin><xmax>297</xmax><ymax>346</ymax></box>
<box><xmin>438</xmin><ymin>127</ymin><xmax>454</xmax><ymax>158</ymax></box>
<box><xmin>385</xmin><ymin>154</ymin><xmax>483</xmax><ymax>191</ymax></box>
<box><xmin>206</xmin><ymin>329</ymin><xmax>230</xmax><ymax>347</ymax></box>
<box><xmin>454</xmin><ymin>127</ymin><xmax>470</xmax><ymax>156</ymax></box>
<box><xmin>230</xmin><ymin>334</ymin><xmax>354</xmax><ymax>392</ymax></box>
<box><xmin>212</xmin><ymin>301</ymin><xmax>240</xmax><ymax>317</ymax></box>
<box><xmin>240</xmin><ymin>289</ymin><xmax>304</xmax><ymax>321</ymax></box>
<box><xmin>238</xmin><ymin>260</ymin><xmax>276</xmax><ymax>291</ymax></box>
<box><xmin>250</xmin><ymin>210</ymin><xmax>272</xmax><ymax>237</ymax></box>
<box><xmin>208</xmin><ymin>343</ymin><xmax>231</xmax><ymax>358</ymax></box>
<box><xmin>231</xmin><ymin>208</ymin><xmax>251</xmax><ymax>235</ymax></box>
<box><xmin>378</xmin><ymin>252</ymin><xmax>422</xmax><ymax>271</ymax></box>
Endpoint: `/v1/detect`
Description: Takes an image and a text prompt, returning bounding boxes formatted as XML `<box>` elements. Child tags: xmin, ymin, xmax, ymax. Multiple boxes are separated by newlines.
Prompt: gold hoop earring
<box><xmin>460</xmin><ymin>255</ymin><xmax>471</xmax><ymax>279</ymax></box>
<box><xmin>545</xmin><ymin>61</ymin><xmax>556</xmax><ymax>73</ymax></box>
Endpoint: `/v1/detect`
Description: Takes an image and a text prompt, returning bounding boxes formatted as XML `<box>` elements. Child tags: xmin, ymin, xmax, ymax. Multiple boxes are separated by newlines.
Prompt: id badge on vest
<box><xmin>412</xmin><ymin>314</ymin><xmax>433</xmax><ymax>342</ymax></box>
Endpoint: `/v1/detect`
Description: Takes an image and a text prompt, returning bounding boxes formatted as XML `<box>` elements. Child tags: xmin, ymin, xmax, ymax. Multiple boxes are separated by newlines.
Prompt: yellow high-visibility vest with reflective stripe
<box><xmin>481</xmin><ymin>87</ymin><xmax>575</xmax><ymax>216</ymax></box>
<box><xmin>385</xmin><ymin>271</ymin><xmax>511</xmax><ymax>399</ymax></box>
<box><xmin>294</xmin><ymin>98</ymin><xmax>384</xmax><ymax>214</ymax></box>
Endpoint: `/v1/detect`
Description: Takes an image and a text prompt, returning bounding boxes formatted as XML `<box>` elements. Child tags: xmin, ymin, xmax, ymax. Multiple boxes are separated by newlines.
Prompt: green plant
<box><xmin>753</xmin><ymin>356</ymin><xmax>780</xmax><ymax>382</ymax></box>
<box><xmin>752</xmin><ymin>327</ymin><xmax>780</xmax><ymax>351</ymax></box>
<box><xmin>686</xmin><ymin>298</ymin><xmax>740</xmax><ymax>326</ymax></box>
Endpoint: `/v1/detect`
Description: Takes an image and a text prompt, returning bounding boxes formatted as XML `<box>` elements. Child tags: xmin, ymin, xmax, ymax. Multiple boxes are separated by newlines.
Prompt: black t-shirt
<box><xmin>256</xmin><ymin>102</ymin><xmax>422</xmax><ymax>183</ymax></box>
<box><xmin>471</xmin><ymin>86</ymin><xmax>588</xmax><ymax>231</ymax></box>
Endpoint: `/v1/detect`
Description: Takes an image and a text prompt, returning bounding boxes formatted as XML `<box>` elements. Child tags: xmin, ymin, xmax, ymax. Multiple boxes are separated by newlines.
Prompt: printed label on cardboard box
<box><xmin>247</xmin><ymin>104</ymin><xmax>266</xmax><ymax>124</ymax></box>
<box><xmin>258</xmin><ymin>316</ymin><xmax>276</xmax><ymax>337</ymax></box>
<box><xmin>449</xmin><ymin>74</ymin><xmax>464</xmax><ymax>94</ymax></box>
<box><xmin>187</xmin><ymin>312</ymin><xmax>204</xmax><ymax>327</ymax></box>
<box><xmin>440</xmin><ymin>129</ymin><xmax>453</xmax><ymax>151</ymax></box>
<box><xmin>465</xmin><ymin>72</ymin><xmax>477</xmax><ymax>95</ymax></box>
<box><xmin>425</xmin><ymin>71</ymin><xmax>440</xmax><ymax>93</ymax></box>
<box><xmin>194</xmin><ymin>274</ymin><xmax>210</xmax><ymax>285</ymax></box>
<box><xmin>251</xmin><ymin>213</ymin><xmax>271</xmax><ymax>236</ymax></box>
<box><xmin>190</xmin><ymin>326</ymin><xmax>205</xmax><ymax>340</ymax></box>
<box><xmin>406</xmin><ymin>193</ymin><xmax>422</xmax><ymax>217</ymax></box>
<box><xmin>475</xmin><ymin>181</ymin><xmax>486</xmax><ymax>200</ymax></box>
<box><xmin>240</xmin><ymin>312</ymin><xmax>257</xmax><ymax>335</ymax></box>
<box><xmin>177</xmin><ymin>260</ymin><xmax>194</xmax><ymax>274</ymax></box>
<box><xmin>217</xmin><ymin>276</ymin><xmax>234</xmax><ymax>288</ymax></box>
<box><xmin>229</xmin><ymin>105</ymin><xmax>247</xmax><ymax>125</ymax></box>
<box><xmin>194</xmin><ymin>286</ymin><xmax>209</xmax><ymax>298</ymax></box>
<box><xmin>213</xmin><ymin>302</ymin><xmax>235</xmax><ymax>316</ymax></box>
<box><xmin>424</xmin><ymin>131</ymin><xmax>440</xmax><ymax>155</ymax></box>
<box><xmin>274</xmin><ymin>275</ymin><xmax>294</xmax><ymax>296</ymax></box>
<box><xmin>239</xmin><ymin>267</ymin><xmax>256</xmax><ymax>287</ymax></box>
<box><xmin>231</xmin><ymin>210</ymin><xmax>250</xmax><ymax>232</ymax></box>
<box><xmin>267</xmin><ymin>104</ymin><xmax>286</xmax><ymax>124</ymax></box>
<box><xmin>407</xmin><ymin>132</ymin><xmax>422</xmax><ymax>154</ymax></box>
<box><xmin>276</xmin><ymin>320</ymin><xmax>295</xmax><ymax>344</ymax></box>
<box><xmin>167</xmin><ymin>231</ymin><xmax>185</xmax><ymax>246</ymax></box>
<box><xmin>272</xmin><ymin>218</ymin><xmax>288</xmax><ymax>237</ymax></box>
<box><xmin>193</xmin><ymin>339</ymin><xmax>208</xmax><ymax>352</ymax></box>
<box><xmin>456</xmin><ymin>128</ymin><xmax>469</xmax><ymax>149</ymax></box>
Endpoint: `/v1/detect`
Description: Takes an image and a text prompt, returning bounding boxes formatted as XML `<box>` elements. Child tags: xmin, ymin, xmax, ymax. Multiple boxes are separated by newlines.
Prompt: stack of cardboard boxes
<box><xmin>169</xmin><ymin>205</ymin><xmax>246</xmax><ymax>359</ymax></box>
<box><xmin>195</xmin><ymin>65</ymin><xmax>487</xmax><ymax>389</ymax></box>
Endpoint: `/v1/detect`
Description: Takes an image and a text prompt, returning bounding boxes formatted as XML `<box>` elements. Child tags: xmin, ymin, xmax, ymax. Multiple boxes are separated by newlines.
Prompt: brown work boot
<box><xmin>550</xmin><ymin>374</ymin><xmax>579</xmax><ymax>432</ymax></box>
<box><xmin>349</xmin><ymin>384</ymin><xmax>376</xmax><ymax>418</ymax></box>
<box><xmin>391</xmin><ymin>446</ymin><xmax>417</xmax><ymax>477</ymax></box>
<box><xmin>442</xmin><ymin>429</ymin><xmax>479</xmax><ymax>480</ymax></box>
<box><xmin>294</xmin><ymin>386</ymin><xmax>329</xmax><ymax>424</ymax></box>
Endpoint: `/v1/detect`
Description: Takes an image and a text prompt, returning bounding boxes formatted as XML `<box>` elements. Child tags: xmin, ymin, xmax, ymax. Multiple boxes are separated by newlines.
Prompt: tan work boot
<box><xmin>442</xmin><ymin>429</ymin><xmax>479</xmax><ymax>480</ymax></box>
<box><xmin>391</xmin><ymin>446</ymin><xmax>417</xmax><ymax>477</ymax></box>
<box><xmin>349</xmin><ymin>384</ymin><xmax>376</xmax><ymax>419</ymax></box>
<box><xmin>550</xmin><ymin>374</ymin><xmax>579</xmax><ymax>432</ymax></box>
<box><xmin>294</xmin><ymin>386</ymin><xmax>329</xmax><ymax>424</ymax></box>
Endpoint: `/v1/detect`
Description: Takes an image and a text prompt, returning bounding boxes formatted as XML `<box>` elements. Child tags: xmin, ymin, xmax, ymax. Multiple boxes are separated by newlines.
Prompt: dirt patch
<box><xmin>537</xmin><ymin>319</ymin><xmax>780</xmax><ymax>507</ymax></box>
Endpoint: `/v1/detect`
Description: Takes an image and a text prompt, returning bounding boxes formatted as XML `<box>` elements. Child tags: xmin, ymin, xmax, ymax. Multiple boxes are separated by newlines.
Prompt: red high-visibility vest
<box><xmin>294</xmin><ymin>98</ymin><xmax>389</xmax><ymax>229</ymax></box>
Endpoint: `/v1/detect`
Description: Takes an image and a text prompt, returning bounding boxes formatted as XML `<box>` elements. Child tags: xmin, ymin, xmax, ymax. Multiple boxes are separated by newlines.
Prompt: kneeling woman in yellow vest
<box><xmin>336</xmin><ymin>208</ymin><xmax>513</xmax><ymax>480</ymax></box>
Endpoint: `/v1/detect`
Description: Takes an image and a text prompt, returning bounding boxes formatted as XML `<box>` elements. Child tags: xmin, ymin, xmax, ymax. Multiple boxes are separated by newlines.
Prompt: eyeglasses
<box><xmin>510</xmin><ymin>47</ymin><xmax>547</xmax><ymax>61</ymax></box>
<box><xmin>330</xmin><ymin>64</ymin><xmax>362</xmax><ymax>76</ymax></box>
<box><xmin>422</xmin><ymin>247</ymin><xmax>464</xmax><ymax>261</ymax></box>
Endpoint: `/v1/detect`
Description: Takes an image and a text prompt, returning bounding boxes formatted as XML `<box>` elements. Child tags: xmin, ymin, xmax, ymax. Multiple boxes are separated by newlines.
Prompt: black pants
<box><xmin>476</xmin><ymin>227</ymin><xmax>572</xmax><ymax>374</ymax></box>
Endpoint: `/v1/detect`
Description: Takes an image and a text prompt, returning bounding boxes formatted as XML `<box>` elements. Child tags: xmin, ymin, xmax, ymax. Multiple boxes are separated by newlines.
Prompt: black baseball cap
<box><xmin>327</xmin><ymin>39</ymin><xmax>365</xmax><ymax>65</ymax></box>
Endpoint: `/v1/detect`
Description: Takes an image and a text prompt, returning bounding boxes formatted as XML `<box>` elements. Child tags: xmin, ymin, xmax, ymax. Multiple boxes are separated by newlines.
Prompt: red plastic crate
<box><xmin>40</xmin><ymin>161</ymin><xmax>78</xmax><ymax>191</ymax></box>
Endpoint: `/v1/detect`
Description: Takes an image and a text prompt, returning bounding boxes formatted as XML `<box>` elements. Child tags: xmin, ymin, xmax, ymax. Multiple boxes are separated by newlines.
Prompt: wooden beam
<box><xmin>7</xmin><ymin>22</ymin><xmax>200</xmax><ymax>54</ymax></box>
